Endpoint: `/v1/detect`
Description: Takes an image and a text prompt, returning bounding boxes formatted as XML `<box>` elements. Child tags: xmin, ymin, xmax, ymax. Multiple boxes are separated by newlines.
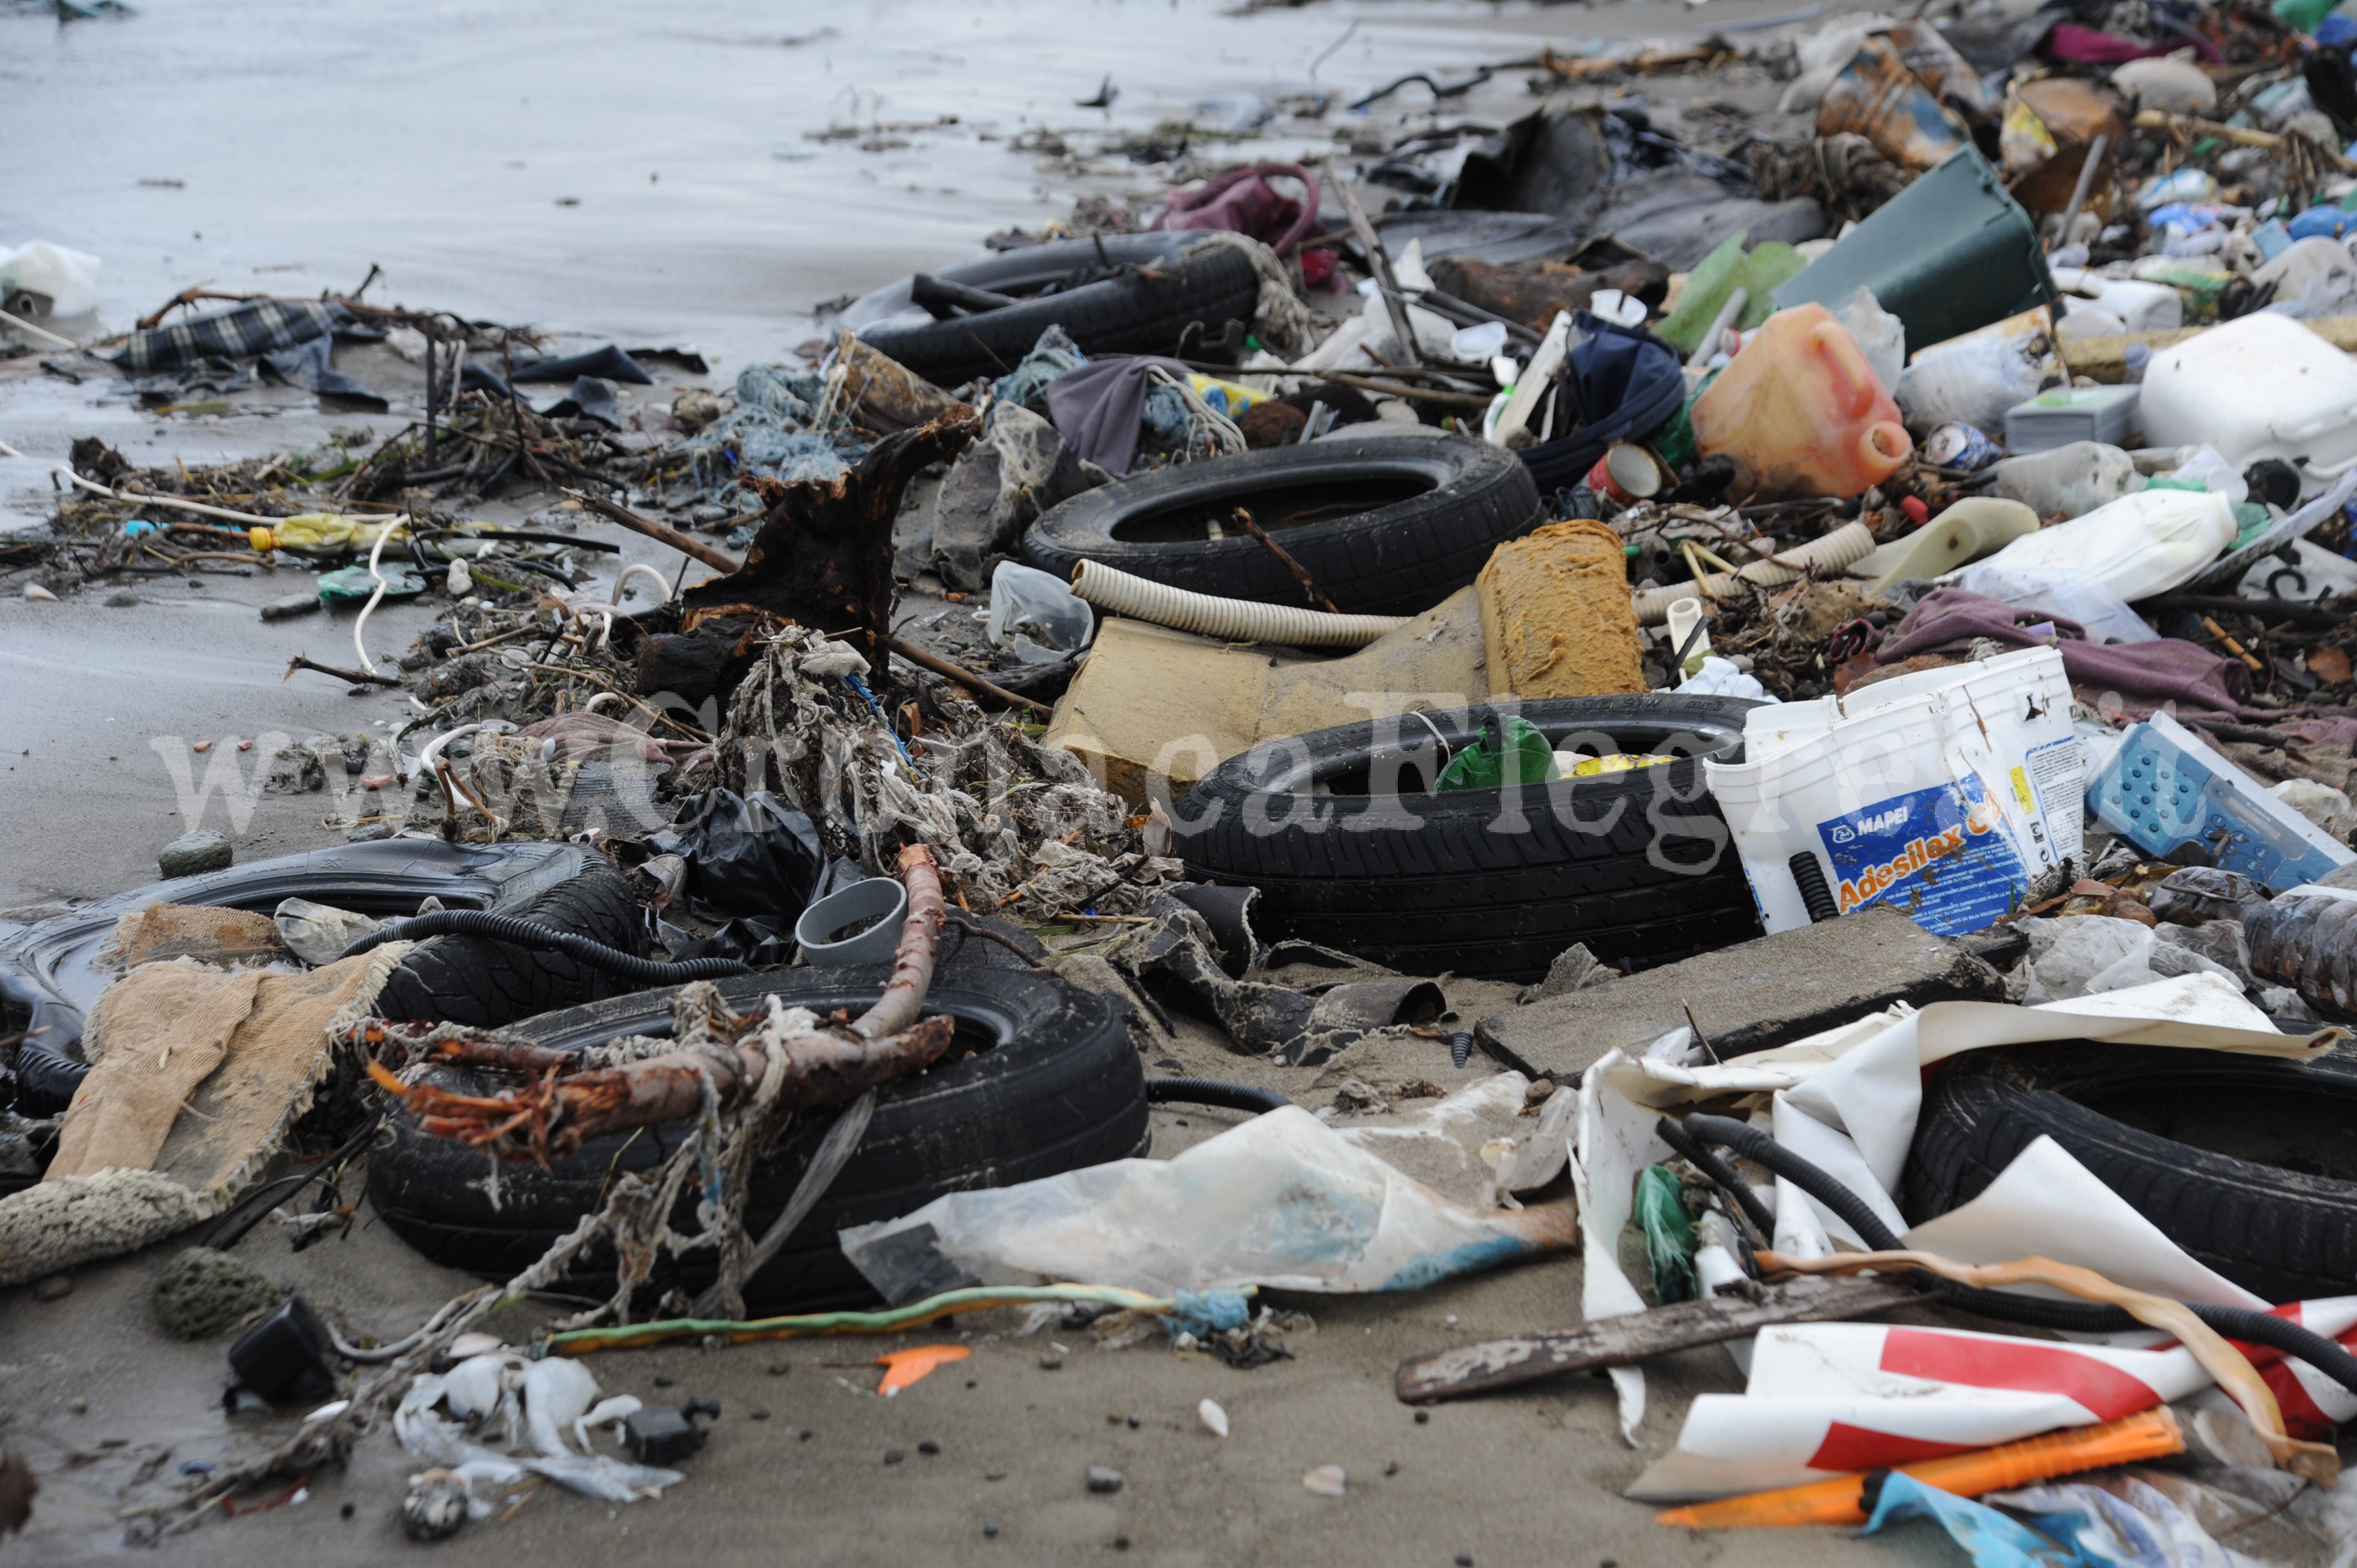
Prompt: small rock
<box><xmin>1125</xmin><ymin>1415</ymin><xmax>1139</xmax><ymax>1430</ymax></box>
<box><xmin>157</xmin><ymin>829</ymin><xmax>233</xmax><ymax>878</ymax></box>
<box><xmin>883</xmin><ymin>1448</ymin><xmax>904</xmax><ymax>1465</ymax></box>
<box><xmin>1457</xmin><ymin>1555</ymin><xmax>1474</xmax><ymax>1566</ymax></box>
<box><xmin>400</xmin><ymin>1471</ymin><xmax>469</xmax><ymax>1541</ymax></box>
<box><xmin>68</xmin><ymin>1397</ymin><xmax>88</xmax><ymax>1415</ymax></box>
<box><xmin>1197</xmin><ymin>1399</ymin><xmax>1227</xmax><ymax>1438</ymax></box>
<box><xmin>104</xmin><ymin>591</ymin><xmax>138</xmax><ymax>608</ymax></box>
<box><xmin>982</xmin><ymin>1523</ymin><xmax>1000</xmax><ymax>1538</ymax></box>
<box><xmin>23</xmin><ymin>583</ymin><xmax>57</xmax><ymax>602</ymax></box>
<box><xmin>341</xmin><ymin>1502</ymin><xmax>355</xmax><ymax>1519</ymax></box>
<box><xmin>1384</xmin><ymin>1461</ymin><xmax>1399</xmax><ymax>1477</ymax></box>
<box><xmin>917</xmin><ymin>1440</ymin><xmax>940</xmax><ymax>1456</ymax></box>
<box><xmin>749</xmin><ymin>1407</ymin><xmax>771</xmax><ymax>1421</ymax></box>
<box><xmin>1086</xmin><ymin>1464</ymin><xmax>1123</xmax><ymax>1494</ymax></box>
<box><xmin>1114</xmin><ymin>1535</ymin><xmax>1130</xmax><ymax>1551</ymax></box>
<box><xmin>652</xmin><ymin>1375</ymin><xmax>674</xmax><ymax>1388</ymax></box>
<box><xmin>347</xmin><ymin>822</ymin><xmax>394</xmax><ymax>844</ymax></box>
<box><xmin>1038</xmin><ymin>1354</ymin><xmax>1063</xmax><ymax>1370</ymax></box>
<box><xmin>767</xmin><ymin>1363</ymin><xmax>790</xmax><ymax>1377</ymax></box>
<box><xmin>799</xmin><ymin>1429</ymin><xmax>814</xmax><ymax>1441</ymax></box>
<box><xmin>31</xmin><ymin>1275</ymin><xmax>70</xmax><ymax>1301</ymax></box>
<box><xmin>1414</xmin><ymin>1410</ymin><xmax>1429</xmax><ymax>1425</ymax></box>
<box><xmin>1302</xmin><ymin>1464</ymin><xmax>1346</xmax><ymax>1497</ymax></box>
<box><xmin>98</xmin><ymin>1437</ymin><xmax>127</xmax><ymax>1449</ymax></box>
<box><xmin>984</xmin><ymin>1468</ymin><xmax>1006</xmax><ymax>1481</ymax></box>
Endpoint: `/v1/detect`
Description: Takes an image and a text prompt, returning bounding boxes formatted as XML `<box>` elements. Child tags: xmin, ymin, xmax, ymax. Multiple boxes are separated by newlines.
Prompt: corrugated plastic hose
<box><xmin>1669</xmin><ymin>1113</ymin><xmax>2357</xmax><ymax>1398</ymax></box>
<box><xmin>1632</xmin><ymin>520</ymin><xmax>1878</xmax><ymax>625</ymax></box>
<box><xmin>339</xmin><ymin>909</ymin><xmax>753</xmax><ymax>982</ymax></box>
<box><xmin>1070</xmin><ymin>559</ymin><xmax>1406</xmax><ymax>647</ymax></box>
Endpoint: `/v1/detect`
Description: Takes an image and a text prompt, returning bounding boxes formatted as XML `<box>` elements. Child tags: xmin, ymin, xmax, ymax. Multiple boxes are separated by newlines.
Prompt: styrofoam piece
<box><xmin>2088</xmin><ymin>709</ymin><xmax>2355</xmax><ymax>885</ymax></box>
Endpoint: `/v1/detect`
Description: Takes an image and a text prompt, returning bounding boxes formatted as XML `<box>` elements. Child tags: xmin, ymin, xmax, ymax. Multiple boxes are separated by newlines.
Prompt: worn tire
<box><xmin>1906</xmin><ymin>1041</ymin><xmax>2357</xmax><ymax>1305</ymax></box>
<box><xmin>855</xmin><ymin>235</ymin><xmax>1261</xmax><ymax>391</ymax></box>
<box><xmin>367</xmin><ymin>966</ymin><xmax>1146</xmax><ymax>1312</ymax></box>
<box><xmin>1173</xmin><ymin>695</ymin><xmax>1762</xmax><ymax>981</ymax></box>
<box><xmin>1022</xmin><ymin>434</ymin><xmax>1542</xmax><ymax>615</ymax></box>
<box><xmin>0</xmin><ymin>840</ymin><xmax>637</xmax><ymax>1115</ymax></box>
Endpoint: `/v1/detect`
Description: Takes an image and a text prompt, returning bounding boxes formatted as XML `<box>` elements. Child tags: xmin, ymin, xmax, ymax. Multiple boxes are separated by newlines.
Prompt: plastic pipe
<box><xmin>1069</xmin><ymin>559</ymin><xmax>1406</xmax><ymax>647</ymax></box>
<box><xmin>1632</xmin><ymin>520</ymin><xmax>1877</xmax><ymax>625</ymax></box>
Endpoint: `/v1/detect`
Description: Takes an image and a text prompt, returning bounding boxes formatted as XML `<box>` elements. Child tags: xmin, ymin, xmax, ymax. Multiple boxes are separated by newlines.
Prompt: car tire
<box><xmin>1172</xmin><ymin>694</ymin><xmax>1763</xmax><ymax>981</ymax></box>
<box><xmin>1906</xmin><ymin>1041</ymin><xmax>2357</xmax><ymax>1306</ymax></box>
<box><xmin>366</xmin><ymin>965</ymin><xmax>1146</xmax><ymax>1313</ymax></box>
<box><xmin>0</xmin><ymin>839</ymin><xmax>639</xmax><ymax>1115</ymax></box>
<box><xmin>853</xmin><ymin>235</ymin><xmax>1261</xmax><ymax>392</ymax></box>
<box><xmin>1022</xmin><ymin>433</ymin><xmax>1542</xmax><ymax>615</ymax></box>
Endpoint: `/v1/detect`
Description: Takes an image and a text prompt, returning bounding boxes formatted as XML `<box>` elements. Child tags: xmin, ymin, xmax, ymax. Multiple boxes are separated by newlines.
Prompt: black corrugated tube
<box><xmin>1145</xmin><ymin>1077</ymin><xmax>1291</xmax><ymax>1115</ymax></box>
<box><xmin>1667</xmin><ymin>1112</ymin><xmax>2357</xmax><ymax>1399</ymax></box>
<box><xmin>339</xmin><ymin>910</ymin><xmax>755</xmax><ymax>983</ymax></box>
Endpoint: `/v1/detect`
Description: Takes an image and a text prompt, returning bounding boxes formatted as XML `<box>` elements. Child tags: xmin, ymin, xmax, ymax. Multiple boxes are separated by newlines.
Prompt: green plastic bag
<box><xmin>1634</xmin><ymin>1164</ymin><xmax>1698</xmax><ymax>1303</ymax></box>
<box><xmin>1435</xmin><ymin>715</ymin><xmax>1560</xmax><ymax>791</ymax></box>
<box><xmin>2275</xmin><ymin>0</ymin><xmax>2335</xmax><ymax>34</ymax></box>
<box><xmin>1654</xmin><ymin>234</ymin><xmax>1808</xmax><ymax>355</ymax></box>
<box><xmin>317</xmin><ymin>565</ymin><xmax>426</xmax><ymax>602</ymax></box>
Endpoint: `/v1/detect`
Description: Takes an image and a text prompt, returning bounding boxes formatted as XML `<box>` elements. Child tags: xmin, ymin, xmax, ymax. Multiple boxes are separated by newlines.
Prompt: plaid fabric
<box><xmin>111</xmin><ymin>298</ymin><xmax>347</xmax><ymax>372</ymax></box>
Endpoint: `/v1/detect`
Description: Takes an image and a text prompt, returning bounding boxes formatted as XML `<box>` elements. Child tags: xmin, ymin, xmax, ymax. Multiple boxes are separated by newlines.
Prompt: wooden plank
<box><xmin>1393</xmin><ymin>1278</ymin><xmax>1932</xmax><ymax>1404</ymax></box>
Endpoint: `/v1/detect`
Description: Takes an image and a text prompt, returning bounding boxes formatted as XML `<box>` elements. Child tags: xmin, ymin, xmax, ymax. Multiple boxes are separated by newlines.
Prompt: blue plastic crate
<box><xmin>2089</xmin><ymin>713</ymin><xmax>2352</xmax><ymax>888</ymax></box>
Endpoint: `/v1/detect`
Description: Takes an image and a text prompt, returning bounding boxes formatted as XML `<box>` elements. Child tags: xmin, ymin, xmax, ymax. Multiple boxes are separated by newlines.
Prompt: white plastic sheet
<box><xmin>1574</xmin><ymin>975</ymin><xmax>2337</xmax><ymax>1451</ymax></box>
<box><xmin>839</xmin><ymin>1097</ymin><xmax>1578</xmax><ymax>1298</ymax></box>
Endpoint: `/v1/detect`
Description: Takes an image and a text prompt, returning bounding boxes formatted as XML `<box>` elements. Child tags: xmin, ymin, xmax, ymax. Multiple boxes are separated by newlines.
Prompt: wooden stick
<box><xmin>1393</xmin><ymin>1277</ymin><xmax>1931</xmax><ymax>1404</ymax></box>
<box><xmin>570</xmin><ymin>489</ymin><xmax>739</xmax><ymax>571</ymax></box>
<box><xmin>1232</xmin><ymin>507</ymin><xmax>1340</xmax><ymax>613</ymax></box>
<box><xmin>887</xmin><ymin>636</ymin><xmax>1051</xmax><ymax>718</ymax></box>
<box><xmin>2133</xmin><ymin>108</ymin><xmax>2357</xmax><ymax>171</ymax></box>
<box><xmin>285</xmin><ymin>653</ymin><xmax>402</xmax><ymax>688</ymax></box>
<box><xmin>1325</xmin><ymin>164</ymin><xmax>1422</xmax><ymax>368</ymax></box>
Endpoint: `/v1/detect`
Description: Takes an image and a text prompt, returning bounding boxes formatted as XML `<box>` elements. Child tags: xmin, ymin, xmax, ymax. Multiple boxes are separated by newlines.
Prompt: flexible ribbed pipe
<box><xmin>1632</xmin><ymin>519</ymin><xmax>1878</xmax><ymax>625</ymax></box>
<box><xmin>1070</xmin><ymin>559</ymin><xmax>1406</xmax><ymax>647</ymax></box>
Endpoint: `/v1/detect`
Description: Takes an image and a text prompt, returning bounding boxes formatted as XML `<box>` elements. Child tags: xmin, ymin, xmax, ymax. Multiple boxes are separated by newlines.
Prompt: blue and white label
<box><xmin>1818</xmin><ymin>775</ymin><xmax>2027</xmax><ymax>935</ymax></box>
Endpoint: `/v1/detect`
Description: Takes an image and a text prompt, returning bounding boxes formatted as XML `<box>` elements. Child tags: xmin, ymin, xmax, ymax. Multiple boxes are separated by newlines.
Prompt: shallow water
<box><xmin>1</xmin><ymin>0</ymin><xmax>1540</xmax><ymax>369</ymax></box>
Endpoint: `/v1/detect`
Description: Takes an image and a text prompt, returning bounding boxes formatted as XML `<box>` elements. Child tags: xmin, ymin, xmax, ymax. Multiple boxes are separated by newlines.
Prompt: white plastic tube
<box><xmin>1069</xmin><ymin>559</ymin><xmax>1405</xmax><ymax>647</ymax></box>
<box><xmin>1632</xmin><ymin>520</ymin><xmax>1879</xmax><ymax>625</ymax></box>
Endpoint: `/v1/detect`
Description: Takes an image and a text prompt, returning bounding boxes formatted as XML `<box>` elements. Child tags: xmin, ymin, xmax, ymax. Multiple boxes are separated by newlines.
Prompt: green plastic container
<box><xmin>1773</xmin><ymin>146</ymin><xmax>2061</xmax><ymax>354</ymax></box>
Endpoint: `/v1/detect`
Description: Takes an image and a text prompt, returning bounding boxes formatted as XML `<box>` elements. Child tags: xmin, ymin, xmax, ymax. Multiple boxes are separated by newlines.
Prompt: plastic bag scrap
<box><xmin>839</xmin><ymin>1096</ymin><xmax>1578</xmax><ymax>1302</ymax></box>
<box><xmin>682</xmin><ymin>363</ymin><xmax>856</xmax><ymax>502</ymax></box>
<box><xmin>1103</xmin><ymin>896</ymin><xmax>1443</xmax><ymax>1065</ymax></box>
<box><xmin>1862</xmin><ymin>1472</ymin><xmax>2085</xmax><ymax>1568</ymax></box>
<box><xmin>1629</xmin><ymin>1297</ymin><xmax>2357</xmax><ymax>1502</ymax></box>
<box><xmin>1576</xmin><ymin>974</ymin><xmax>2333</xmax><ymax>1451</ymax></box>
<box><xmin>1987</xmin><ymin>1476</ymin><xmax>2247</xmax><ymax>1568</ymax></box>
<box><xmin>1437</xmin><ymin>714</ymin><xmax>1561</xmax><ymax>790</ymax></box>
<box><xmin>649</xmin><ymin>787</ymin><xmax>825</xmax><ymax>921</ymax></box>
<box><xmin>395</xmin><ymin>1352</ymin><xmax>681</xmax><ymax>1512</ymax></box>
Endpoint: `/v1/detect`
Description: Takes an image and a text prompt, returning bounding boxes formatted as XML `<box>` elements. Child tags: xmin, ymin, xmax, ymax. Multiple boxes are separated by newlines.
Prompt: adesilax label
<box><xmin>1816</xmin><ymin>775</ymin><xmax>2026</xmax><ymax>935</ymax></box>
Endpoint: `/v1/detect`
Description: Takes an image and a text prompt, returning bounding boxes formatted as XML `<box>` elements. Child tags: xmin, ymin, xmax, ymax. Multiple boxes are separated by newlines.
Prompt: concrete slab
<box><xmin>1473</xmin><ymin>907</ymin><xmax>2008</xmax><ymax>1080</ymax></box>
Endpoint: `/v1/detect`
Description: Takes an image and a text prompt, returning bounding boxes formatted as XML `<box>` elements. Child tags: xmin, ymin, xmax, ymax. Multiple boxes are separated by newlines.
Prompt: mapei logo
<box><xmin>1828</xmin><ymin>804</ymin><xmax>1910</xmax><ymax>844</ymax></box>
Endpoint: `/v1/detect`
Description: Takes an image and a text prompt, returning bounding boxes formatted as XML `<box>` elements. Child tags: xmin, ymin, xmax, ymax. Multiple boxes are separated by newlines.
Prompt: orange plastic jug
<box><xmin>1690</xmin><ymin>303</ymin><xmax>1913</xmax><ymax>500</ymax></box>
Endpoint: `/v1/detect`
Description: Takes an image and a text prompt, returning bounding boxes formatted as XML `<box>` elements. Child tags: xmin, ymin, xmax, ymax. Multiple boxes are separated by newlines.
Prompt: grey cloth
<box><xmin>1043</xmin><ymin>355</ymin><xmax>1187</xmax><ymax>475</ymax></box>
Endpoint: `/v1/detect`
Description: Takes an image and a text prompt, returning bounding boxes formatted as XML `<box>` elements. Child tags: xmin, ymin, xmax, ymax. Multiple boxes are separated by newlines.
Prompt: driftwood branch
<box><xmin>369</xmin><ymin>845</ymin><xmax>953</xmax><ymax>1159</ymax></box>
<box><xmin>1393</xmin><ymin>1277</ymin><xmax>1932</xmax><ymax>1404</ymax></box>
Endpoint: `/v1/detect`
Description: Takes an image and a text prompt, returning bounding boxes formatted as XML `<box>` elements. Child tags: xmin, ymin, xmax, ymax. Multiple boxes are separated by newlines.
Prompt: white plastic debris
<box><xmin>1198</xmin><ymin>1398</ymin><xmax>1229</xmax><ymax>1438</ymax></box>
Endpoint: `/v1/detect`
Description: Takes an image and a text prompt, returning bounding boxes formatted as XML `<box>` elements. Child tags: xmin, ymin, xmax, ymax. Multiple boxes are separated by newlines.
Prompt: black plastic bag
<box><xmin>652</xmin><ymin>789</ymin><xmax>825</xmax><ymax>921</ymax></box>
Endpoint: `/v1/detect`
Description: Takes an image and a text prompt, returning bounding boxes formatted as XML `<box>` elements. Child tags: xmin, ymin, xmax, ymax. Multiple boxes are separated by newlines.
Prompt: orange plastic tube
<box><xmin>1653</xmin><ymin>1407</ymin><xmax>2184</xmax><ymax>1529</ymax></box>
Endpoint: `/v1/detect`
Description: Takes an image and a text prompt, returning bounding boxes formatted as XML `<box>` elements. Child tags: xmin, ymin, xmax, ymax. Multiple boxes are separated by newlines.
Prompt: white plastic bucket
<box><xmin>1706</xmin><ymin>647</ymin><xmax>2079</xmax><ymax>933</ymax></box>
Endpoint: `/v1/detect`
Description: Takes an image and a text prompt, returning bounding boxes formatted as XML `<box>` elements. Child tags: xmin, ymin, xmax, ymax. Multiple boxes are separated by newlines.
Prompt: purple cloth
<box><xmin>1151</xmin><ymin>163</ymin><xmax>1321</xmax><ymax>256</ymax></box>
<box><xmin>1875</xmin><ymin>587</ymin><xmax>2260</xmax><ymax>718</ymax></box>
<box><xmin>2039</xmin><ymin>22</ymin><xmax>2221</xmax><ymax>64</ymax></box>
<box><xmin>1043</xmin><ymin>355</ymin><xmax>1187</xmax><ymax>474</ymax></box>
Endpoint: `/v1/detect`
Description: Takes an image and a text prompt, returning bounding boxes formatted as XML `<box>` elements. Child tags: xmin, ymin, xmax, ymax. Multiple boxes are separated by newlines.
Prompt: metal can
<box><xmin>1921</xmin><ymin>422</ymin><xmax>2001</xmax><ymax>472</ymax></box>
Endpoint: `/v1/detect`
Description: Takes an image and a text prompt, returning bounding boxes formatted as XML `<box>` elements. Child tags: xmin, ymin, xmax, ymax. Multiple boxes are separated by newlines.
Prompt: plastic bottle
<box><xmin>1972</xmin><ymin>486</ymin><xmax>2237</xmax><ymax>602</ymax></box>
<box><xmin>1688</xmin><ymin>303</ymin><xmax>1912</xmax><ymax>500</ymax></box>
<box><xmin>2139</xmin><ymin>310</ymin><xmax>2357</xmax><ymax>472</ymax></box>
<box><xmin>1896</xmin><ymin>322</ymin><xmax>2055</xmax><ymax>435</ymax></box>
<box><xmin>2049</xmin><ymin>267</ymin><xmax>2183</xmax><ymax>332</ymax></box>
<box><xmin>246</xmin><ymin>514</ymin><xmax>407</xmax><ymax>554</ymax></box>
<box><xmin>1992</xmin><ymin>441</ymin><xmax>2145</xmax><ymax>519</ymax></box>
<box><xmin>985</xmin><ymin>560</ymin><xmax>1094</xmax><ymax>652</ymax></box>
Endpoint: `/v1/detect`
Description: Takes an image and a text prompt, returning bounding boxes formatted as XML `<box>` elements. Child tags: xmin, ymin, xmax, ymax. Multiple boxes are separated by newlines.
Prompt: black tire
<box><xmin>367</xmin><ymin>966</ymin><xmax>1146</xmax><ymax>1312</ymax></box>
<box><xmin>1906</xmin><ymin>1041</ymin><xmax>2357</xmax><ymax>1305</ymax></box>
<box><xmin>1022</xmin><ymin>434</ymin><xmax>1542</xmax><ymax>615</ymax></box>
<box><xmin>0</xmin><ymin>839</ymin><xmax>637</xmax><ymax>1115</ymax></box>
<box><xmin>1173</xmin><ymin>695</ymin><xmax>1763</xmax><ymax>981</ymax></box>
<box><xmin>853</xmin><ymin>235</ymin><xmax>1261</xmax><ymax>391</ymax></box>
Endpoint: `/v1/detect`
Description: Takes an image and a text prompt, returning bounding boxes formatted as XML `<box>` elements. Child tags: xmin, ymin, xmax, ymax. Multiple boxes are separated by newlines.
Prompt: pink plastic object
<box><xmin>1690</xmin><ymin>304</ymin><xmax>1915</xmax><ymax>501</ymax></box>
<box><xmin>1151</xmin><ymin>163</ymin><xmax>1321</xmax><ymax>255</ymax></box>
